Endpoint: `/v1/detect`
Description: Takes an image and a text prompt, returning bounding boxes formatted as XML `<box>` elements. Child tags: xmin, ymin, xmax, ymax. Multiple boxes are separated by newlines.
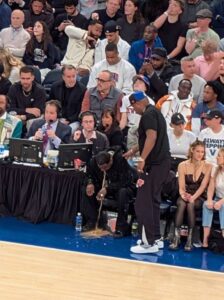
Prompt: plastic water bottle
<box><xmin>131</xmin><ymin>220</ymin><xmax>138</xmax><ymax>237</ymax></box>
<box><xmin>75</xmin><ymin>212</ymin><xmax>82</xmax><ymax>232</ymax></box>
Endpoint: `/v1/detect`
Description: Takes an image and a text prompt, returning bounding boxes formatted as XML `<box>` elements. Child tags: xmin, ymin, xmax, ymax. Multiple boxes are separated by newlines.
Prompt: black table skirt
<box><xmin>0</xmin><ymin>163</ymin><xmax>85</xmax><ymax>224</ymax></box>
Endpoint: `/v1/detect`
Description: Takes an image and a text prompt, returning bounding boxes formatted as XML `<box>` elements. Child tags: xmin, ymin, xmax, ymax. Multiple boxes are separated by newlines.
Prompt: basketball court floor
<box><xmin>0</xmin><ymin>217</ymin><xmax>223</xmax><ymax>299</ymax></box>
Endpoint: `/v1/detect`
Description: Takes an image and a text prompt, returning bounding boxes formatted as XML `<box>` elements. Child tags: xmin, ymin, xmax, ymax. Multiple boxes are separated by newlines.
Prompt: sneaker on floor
<box><xmin>137</xmin><ymin>238</ymin><xmax>164</xmax><ymax>249</ymax></box>
<box><xmin>155</xmin><ymin>238</ymin><xmax>164</xmax><ymax>249</ymax></box>
<box><xmin>130</xmin><ymin>243</ymin><xmax>159</xmax><ymax>254</ymax></box>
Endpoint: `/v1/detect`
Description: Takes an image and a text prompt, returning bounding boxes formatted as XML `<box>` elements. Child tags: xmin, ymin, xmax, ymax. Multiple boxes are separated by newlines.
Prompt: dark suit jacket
<box><xmin>27</xmin><ymin>119</ymin><xmax>71</xmax><ymax>148</ymax></box>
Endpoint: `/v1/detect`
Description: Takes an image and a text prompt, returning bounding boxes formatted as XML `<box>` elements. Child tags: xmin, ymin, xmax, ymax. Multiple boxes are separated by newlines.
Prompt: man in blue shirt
<box><xmin>128</xmin><ymin>24</ymin><xmax>163</xmax><ymax>73</ymax></box>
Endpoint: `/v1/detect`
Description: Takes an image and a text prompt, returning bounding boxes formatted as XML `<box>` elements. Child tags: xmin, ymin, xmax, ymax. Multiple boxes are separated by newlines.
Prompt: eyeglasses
<box><xmin>96</xmin><ymin>78</ymin><xmax>110</xmax><ymax>83</ymax></box>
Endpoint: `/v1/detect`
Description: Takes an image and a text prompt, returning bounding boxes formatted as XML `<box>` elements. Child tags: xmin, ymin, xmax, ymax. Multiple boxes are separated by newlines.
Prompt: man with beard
<box><xmin>0</xmin><ymin>94</ymin><xmax>22</xmax><ymax>148</ymax></box>
<box><xmin>139</xmin><ymin>47</ymin><xmax>178</xmax><ymax>103</ymax></box>
<box><xmin>129</xmin><ymin>24</ymin><xmax>163</xmax><ymax>73</ymax></box>
<box><xmin>61</xmin><ymin>19</ymin><xmax>103</xmax><ymax>78</ymax></box>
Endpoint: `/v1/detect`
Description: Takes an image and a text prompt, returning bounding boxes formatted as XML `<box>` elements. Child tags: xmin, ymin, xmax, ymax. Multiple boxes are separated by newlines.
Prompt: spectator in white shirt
<box><xmin>198</xmin><ymin>109</ymin><xmax>224</xmax><ymax>165</ymax></box>
<box><xmin>0</xmin><ymin>9</ymin><xmax>30</xmax><ymax>59</ymax></box>
<box><xmin>94</xmin><ymin>20</ymin><xmax>130</xmax><ymax>63</ymax></box>
<box><xmin>88</xmin><ymin>43</ymin><xmax>136</xmax><ymax>95</ymax></box>
<box><xmin>168</xmin><ymin>112</ymin><xmax>196</xmax><ymax>172</ymax></box>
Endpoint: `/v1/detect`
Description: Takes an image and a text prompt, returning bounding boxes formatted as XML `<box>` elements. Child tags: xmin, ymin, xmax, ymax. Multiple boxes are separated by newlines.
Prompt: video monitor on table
<box><xmin>58</xmin><ymin>143</ymin><xmax>93</xmax><ymax>170</ymax></box>
<box><xmin>9</xmin><ymin>138</ymin><xmax>44</xmax><ymax>166</ymax></box>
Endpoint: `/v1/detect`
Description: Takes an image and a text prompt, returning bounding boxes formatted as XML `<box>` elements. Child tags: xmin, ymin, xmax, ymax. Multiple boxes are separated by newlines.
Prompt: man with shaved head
<box><xmin>0</xmin><ymin>9</ymin><xmax>30</xmax><ymax>59</ymax></box>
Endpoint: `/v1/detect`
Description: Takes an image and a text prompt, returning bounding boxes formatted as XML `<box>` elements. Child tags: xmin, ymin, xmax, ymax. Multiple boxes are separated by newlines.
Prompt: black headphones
<box><xmin>79</xmin><ymin>110</ymin><xmax>98</xmax><ymax>127</ymax></box>
<box><xmin>45</xmin><ymin>100</ymin><xmax>62</xmax><ymax>118</ymax></box>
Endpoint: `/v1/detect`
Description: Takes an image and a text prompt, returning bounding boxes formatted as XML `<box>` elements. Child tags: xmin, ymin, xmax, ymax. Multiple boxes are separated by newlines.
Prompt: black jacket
<box><xmin>49</xmin><ymin>80</ymin><xmax>86</xmax><ymax>123</ymax></box>
<box><xmin>147</xmin><ymin>63</ymin><xmax>180</xmax><ymax>103</ymax></box>
<box><xmin>7</xmin><ymin>81</ymin><xmax>46</xmax><ymax>120</ymax></box>
<box><xmin>86</xmin><ymin>148</ymin><xmax>138</xmax><ymax>193</ymax></box>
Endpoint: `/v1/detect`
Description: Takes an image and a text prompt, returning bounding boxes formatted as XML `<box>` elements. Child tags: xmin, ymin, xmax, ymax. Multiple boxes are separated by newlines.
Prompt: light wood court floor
<box><xmin>0</xmin><ymin>242</ymin><xmax>223</xmax><ymax>300</ymax></box>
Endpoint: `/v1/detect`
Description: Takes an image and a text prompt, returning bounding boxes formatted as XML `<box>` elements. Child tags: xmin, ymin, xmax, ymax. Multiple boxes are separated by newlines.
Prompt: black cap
<box><xmin>203</xmin><ymin>109</ymin><xmax>223</xmax><ymax>120</ymax></box>
<box><xmin>151</xmin><ymin>47</ymin><xmax>167</xmax><ymax>59</ymax></box>
<box><xmin>171</xmin><ymin>113</ymin><xmax>186</xmax><ymax>125</ymax></box>
<box><xmin>196</xmin><ymin>9</ymin><xmax>213</xmax><ymax>19</ymax></box>
<box><xmin>104</xmin><ymin>21</ymin><xmax>120</xmax><ymax>34</ymax></box>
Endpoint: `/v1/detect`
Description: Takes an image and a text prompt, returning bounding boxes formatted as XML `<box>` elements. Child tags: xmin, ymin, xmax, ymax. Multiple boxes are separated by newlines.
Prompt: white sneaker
<box><xmin>155</xmin><ymin>238</ymin><xmax>164</xmax><ymax>249</ymax></box>
<box><xmin>137</xmin><ymin>238</ymin><xmax>164</xmax><ymax>249</ymax></box>
<box><xmin>130</xmin><ymin>243</ymin><xmax>159</xmax><ymax>254</ymax></box>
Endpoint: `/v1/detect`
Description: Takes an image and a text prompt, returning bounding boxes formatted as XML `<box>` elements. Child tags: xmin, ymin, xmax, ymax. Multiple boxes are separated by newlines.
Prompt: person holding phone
<box><xmin>139</xmin><ymin>47</ymin><xmax>178</xmax><ymax>103</ymax></box>
<box><xmin>52</xmin><ymin>0</ymin><xmax>88</xmax><ymax>56</ymax></box>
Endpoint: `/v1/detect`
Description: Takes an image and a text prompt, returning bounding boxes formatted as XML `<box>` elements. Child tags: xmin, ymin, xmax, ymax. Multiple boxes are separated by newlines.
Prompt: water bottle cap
<box><xmin>77</xmin><ymin>212</ymin><xmax>81</xmax><ymax>216</ymax></box>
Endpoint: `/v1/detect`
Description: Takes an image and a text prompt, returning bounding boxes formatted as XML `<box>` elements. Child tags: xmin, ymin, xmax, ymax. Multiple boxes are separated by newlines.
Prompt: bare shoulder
<box><xmin>204</xmin><ymin>161</ymin><xmax>213</xmax><ymax>171</ymax></box>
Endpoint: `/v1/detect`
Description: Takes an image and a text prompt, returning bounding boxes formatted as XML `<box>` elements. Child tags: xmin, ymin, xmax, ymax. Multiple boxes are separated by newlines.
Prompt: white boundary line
<box><xmin>1</xmin><ymin>241</ymin><xmax>223</xmax><ymax>276</ymax></box>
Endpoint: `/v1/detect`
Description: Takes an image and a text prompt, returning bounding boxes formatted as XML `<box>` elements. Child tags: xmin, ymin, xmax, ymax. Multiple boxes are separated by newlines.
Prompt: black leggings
<box><xmin>175</xmin><ymin>196</ymin><xmax>203</xmax><ymax>228</ymax></box>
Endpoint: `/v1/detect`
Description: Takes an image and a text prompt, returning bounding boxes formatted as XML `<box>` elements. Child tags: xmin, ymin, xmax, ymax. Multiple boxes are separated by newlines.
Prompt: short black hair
<box><xmin>105</xmin><ymin>43</ymin><xmax>118</xmax><ymax>53</ymax></box>
<box><xmin>95</xmin><ymin>151</ymin><xmax>111</xmax><ymax>166</ymax></box>
<box><xmin>205</xmin><ymin>81</ymin><xmax>222</xmax><ymax>100</ymax></box>
<box><xmin>19</xmin><ymin>66</ymin><xmax>34</xmax><ymax>76</ymax></box>
<box><xmin>89</xmin><ymin>19</ymin><xmax>103</xmax><ymax>26</ymax></box>
<box><xmin>64</xmin><ymin>0</ymin><xmax>78</xmax><ymax>6</ymax></box>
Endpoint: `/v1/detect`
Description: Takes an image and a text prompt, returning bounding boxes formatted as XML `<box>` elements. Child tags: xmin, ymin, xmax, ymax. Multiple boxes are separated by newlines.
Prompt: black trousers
<box><xmin>81</xmin><ymin>187</ymin><xmax>135</xmax><ymax>230</ymax></box>
<box><xmin>135</xmin><ymin>159</ymin><xmax>170</xmax><ymax>244</ymax></box>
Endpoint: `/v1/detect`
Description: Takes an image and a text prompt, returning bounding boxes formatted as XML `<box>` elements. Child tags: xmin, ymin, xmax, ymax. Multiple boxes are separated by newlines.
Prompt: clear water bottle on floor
<box><xmin>75</xmin><ymin>212</ymin><xmax>82</xmax><ymax>232</ymax></box>
<box><xmin>131</xmin><ymin>220</ymin><xmax>138</xmax><ymax>237</ymax></box>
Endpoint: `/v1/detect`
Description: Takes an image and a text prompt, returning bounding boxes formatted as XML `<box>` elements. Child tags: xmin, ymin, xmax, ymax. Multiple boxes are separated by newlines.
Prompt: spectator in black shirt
<box><xmin>23</xmin><ymin>0</ymin><xmax>54</xmax><ymax>35</ymax></box>
<box><xmin>128</xmin><ymin>93</ymin><xmax>170</xmax><ymax>254</ymax></box>
<box><xmin>117</xmin><ymin>0</ymin><xmax>147</xmax><ymax>45</ymax></box>
<box><xmin>23</xmin><ymin>20</ymin><xmax>56</xmax><ymax>80</ymax></box>
<box><xmin>7</xmin><ymin>65</ymin><xmax>46</xmax><ymax>135</ymax></box>
<box><xmin>153</xmin><ymin>0</ymin><xmax>187</xmax><ymax>60</ymax></box>
<box><xmin>49</xmin><ymin>65</ymin><xmax>86</xmax><ymax>132</ymax></box>
<box><xmin>51</xmin><ymin>0</ymin><xmax>88</xmax><ymax>56</ymax></box>
<box><xmin>139</xmin><ymin>47</ymin><xmax>179</xmax><ymax>103</ymax></box>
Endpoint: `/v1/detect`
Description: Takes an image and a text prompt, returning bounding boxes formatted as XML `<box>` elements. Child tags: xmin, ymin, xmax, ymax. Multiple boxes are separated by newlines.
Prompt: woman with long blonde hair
<box><xmin>202</xmin><ymin>148</ymin><xmax>224</xmax><ymax>248</ymax></box>
<box><xmin>169</xmin><ymin>140</ymin><xmax>212</xmax><ymax>251</ymax></box>
<box><xmin>0</xmin><ymin>48</ymin><xmax>23</xmax><ymax>84</ymax></box>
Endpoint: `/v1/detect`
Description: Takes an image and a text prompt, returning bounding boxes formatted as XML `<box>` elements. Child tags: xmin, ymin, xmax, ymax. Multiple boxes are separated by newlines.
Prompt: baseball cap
<box><xmin>132</xmin><ymin>75</ymin><xmax>150</xmax><ymax>88</ymax></box>
<box><xmin>171</xmin><ymin>113</ymin><xmax>186</xmax><ymax>125</ymax></box>
<box><xmin>104</xmin><ymin>21</ymin><xmax>120</xmax><ymax>34</ymax></box>
<box><xmin>203</xmin><ymin>109</ymin><xmax>223</xmax><ymax>120</ymax></box>
<box><xmin>196</xmin><ymin>9</ymin><xmax>213</xmax><ymax>19</ymax></box>
<box><xmin>151</xmin><ymin>47</ymin><xmax>167</xmax><ymax>59</ymax></box>
<box><xmin>129</xmin><ymin>91</ymin><xmax>147</xmax><ymax>105</ymax></box>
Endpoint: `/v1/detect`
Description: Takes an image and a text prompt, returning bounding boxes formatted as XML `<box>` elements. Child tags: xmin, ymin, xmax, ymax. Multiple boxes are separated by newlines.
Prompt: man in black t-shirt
<box><xmin>128</xmin><ymin>91</ymin><xmax>170</xmax><ymax>254</ymax></box>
